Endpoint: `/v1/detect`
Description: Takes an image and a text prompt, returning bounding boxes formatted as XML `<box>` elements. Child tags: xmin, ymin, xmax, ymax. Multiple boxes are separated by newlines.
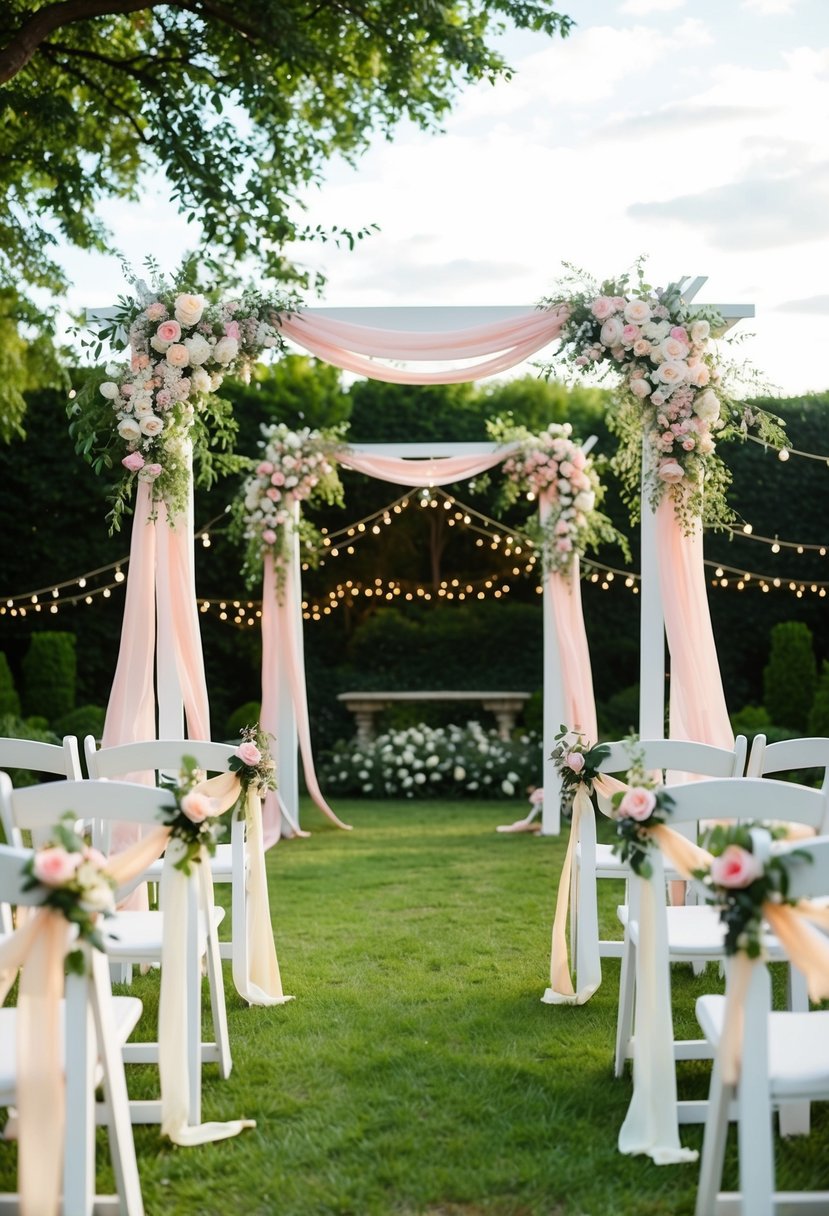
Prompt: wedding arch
<box><xmin>81</xmin><ymin>273</ymin><xmax>763</xmax><ymax>841</ymax></box>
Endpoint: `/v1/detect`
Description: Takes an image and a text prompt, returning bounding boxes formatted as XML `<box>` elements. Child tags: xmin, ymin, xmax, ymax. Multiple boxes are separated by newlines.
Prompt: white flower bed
<box><xmin>319</xmin><ymin>721</ymin><xmax>543</xmax><ymax>799</ymax></box>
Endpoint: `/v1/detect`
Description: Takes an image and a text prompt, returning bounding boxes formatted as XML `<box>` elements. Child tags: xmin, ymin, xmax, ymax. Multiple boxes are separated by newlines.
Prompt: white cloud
<box><xmin>620</xmin><ymin>0</ymin><xmax>685</xmax><ymax>12</ymax></box>
<box><xmin>742</xmin><ymin>0</ymin><xmax>798</xmax><ymax>13</ymax></box>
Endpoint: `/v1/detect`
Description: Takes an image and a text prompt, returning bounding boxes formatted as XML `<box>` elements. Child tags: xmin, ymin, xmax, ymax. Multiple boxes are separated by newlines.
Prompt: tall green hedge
<box><xmin>762</xmin><ymin>621</ymin><xmax>817</xmax><ymax>732</ymax></box>
<box><xmin>0</xmin><ymin>653</ymin><xmax>20</xmax><ymax>718</ymax></box>
<box><xmin>21</xmin><ymin>632</ymin><xmax>77</xmax><ymax>722</ymax></box>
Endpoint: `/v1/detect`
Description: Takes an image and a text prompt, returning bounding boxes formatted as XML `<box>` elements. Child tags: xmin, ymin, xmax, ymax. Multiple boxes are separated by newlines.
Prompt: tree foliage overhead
<box><xmin>0</xmin><ymin>0</ymin><xmax>572</xmax><ymax>307</ymax></box>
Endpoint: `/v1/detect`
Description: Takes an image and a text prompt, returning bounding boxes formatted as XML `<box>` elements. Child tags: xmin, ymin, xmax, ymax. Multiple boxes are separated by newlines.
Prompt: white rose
<box><xmin>624</xmin><ymin>298</ymin><xmax>651</xmax><ymax>324</ymax></box>
<box><xmin>690</xmin><ymin>319</ymin><xmax>710</xmax><ymax>345</ymax></box>
<box><xmin>185</xmin><ymin>334</ymin><xmax>212</xmax><ymax>365</ymax></box>
<box><xmin>659</xmin><ymin>336</ymin><xmax>689</xmax><ymax>361</ymax></box>
<box><xmin>174</xmin><ymin>293</ymin><xmax>205</xmax><ymax>327</ymax></box>
<box><xmin>693</xmin><ymin>389</ymin><xmax>721</xmax><ymax>423</ymax></box>
<box><xmin>140</xmin><ymin>415</ymin><xmax>165</xmax><ymax>437</ymax></box>
<box><xmin>210</xmin><ymin>371</ymin><xmax>224</xmax><ymax>390</ymax></box>
<box><xmin>99</xmin><ymin>381</ymin><xmax>119</xmax><ymax>400</ymax></box>
<box><xmin>165</xmin><ymin>342</ymin><xmax>190</xmax><ymax>368</ymax></box>
<box><xmin>117</xmin><ymin>418</ymin><xmax>141</xmax><ymax>442</ymax></box>
<box><xmin>191</xmin><ymin>366</ymin><xmax>211</xmax><ymax>394</ymax></box>
<box><xmin>654</xmin><ymin>360</ymin><xmax>688</xmax><ymax>385</ymax></box>
<box><xmin>573</xmin><ymin>490</ymin><xmax>595</xmax><ymax>512</ymax></box>
<box><xmin>600</xmin><ymin>317</ymin><xmax>624</xmax><ymax>347</ymax></box>
<box><xmin>213</xmin><ymin>336</ymin><xmax>239</xmax><ymax>364</ymax></box>
<box><xmin>150</xmin><ymin>335</ymin><xmax>171</xmax><ymax>354</ymax></box>
<box><xmin>688</xmin><ymin>362</ymin><xmax>711</xmax><ymax>387</ymax></box>
<box><xmin>133</xmin><ymin>399</ymin><xmax>154</xmax><ymax>417</ymax></box>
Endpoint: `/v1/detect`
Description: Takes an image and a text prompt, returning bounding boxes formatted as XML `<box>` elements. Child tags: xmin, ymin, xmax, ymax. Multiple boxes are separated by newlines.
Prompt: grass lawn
<box><xmin>2</xmin><ymin>798</ymin><xmax>827</xmax><ymax>1214</ymax></box>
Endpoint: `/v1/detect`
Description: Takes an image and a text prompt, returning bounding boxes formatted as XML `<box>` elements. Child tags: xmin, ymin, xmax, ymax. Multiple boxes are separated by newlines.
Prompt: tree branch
<box><xmin>40</xmin><ymin>44</ymin><xmax>153</xmax><ymax>146</ymax></box>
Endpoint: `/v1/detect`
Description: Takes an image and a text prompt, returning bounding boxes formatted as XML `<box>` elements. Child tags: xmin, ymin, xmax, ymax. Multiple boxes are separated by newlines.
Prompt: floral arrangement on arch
<box><xmin>540</xmin><ymin>262</ymin><xmax>786</xmax><ymax>532</ymax></box>
<box><xmin>234</xmin><ymin>421</ymin><xmax>346</xmax><ymax>589</ymax></box>
<box><xmin>692</xmin><ymin>822</ymin><xmax>797</xmax><ymax>958</ymax></box>
<box><xmin>22</xmin><ymin>813</ymin><xmax>116</xmax><ymax>972</ymax></box>
<box><xmin>488</xmin><ymin>418</ymin><xmax>628</xmax><ymax>577</ymax></box>
<box><xmin>550</xmin><ymin>726</ymin><xmax>610</xmax><ymax>819</ymax></box>
<box><xmin>69</xmin><ymin>262</ymin><xmax>297</xmax><ymax>532</ymax></box>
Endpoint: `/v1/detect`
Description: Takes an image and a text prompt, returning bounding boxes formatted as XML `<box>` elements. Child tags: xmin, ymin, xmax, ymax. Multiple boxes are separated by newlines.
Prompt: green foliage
<box><xmin>225</xmin><ymin>701</ymin><xmax>263</xmax><ymax>742</ymax></box>
<box><xmin>762</xmin><ymin>621</ymin><xmax>817</xmax><ymax>732</ymax></box>
<box><xmin>808</xmin><ymin>660</ymin><xmax>829</xmax><ymax>737</ymax></box>
<box><xmin>21</xmin><ymin>632</ymin><xmax>77</xmax><ymax>721</ymax></box>
<box><xmin>0</xmin><ymin>713</ymin><xmax>61</xmax><ymax>790</ymax></box>
<box><xmin>598</xmin><ymin>683</ymin><xmax>640</xmax><ymax>741</ymax></box>
<box><xmin>52</xmin><ymin>703</ymin><xmax>106</xmax><ymax>744</ymax></box>
<box><xmin>0</xmin><ymin>652</ymin><xmax>20</xmax><ymax>717</ymax></box>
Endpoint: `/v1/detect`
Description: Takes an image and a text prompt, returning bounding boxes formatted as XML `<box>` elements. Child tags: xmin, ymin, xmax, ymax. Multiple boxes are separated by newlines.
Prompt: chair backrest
<box><xmin>85</xmin><ymin>736</ymin><xmax>236</xmax><ymax>783</ymax></box>
<box><xmin>0</xmin><ymin>736</ymin><xmax>83</xmax><ymax>847</ymax></box>
<box><xmin>0</xmin><ymin>842</ymin><xmax>41</xmax><ymax>907</ymax></box>
<box><xmin>747</xmin><ymin>733</ymin><xmax>829</xmax><ymax>804</ymax></box>
<box><xmin>662</xmin><ymin>776</ymin><xmax>828</xmax><ymax>835</ymax></box>
<box><xmin>3</xmin><ymin>774</ymin><xmax>177</xmax><ymax>838</ymax></box>
<box><xmin>773</xmin><ymin>834</ymin><xmax>829</xmax><ymax>902</ymax></box>
<box><xmin>599</xmin><ymin>736</ymin><xmax>747</xmax><ymax>780</ymax></box>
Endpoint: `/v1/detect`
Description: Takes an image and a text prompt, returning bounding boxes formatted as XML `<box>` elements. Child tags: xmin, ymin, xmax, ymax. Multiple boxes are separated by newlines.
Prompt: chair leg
<box><xmin>614</xmin><ymin>930</ymin><xmax>636</xmax><ymax>1078</ymax></box>
<box><xmin>569</xmin><ymin>859</ymin><xmax>579</xmax><ymax>969</ymax></box>
<box><xmin>63</xmin><ymin>971</ymin><xmax>96</xmax><ymax>1216</ymax></box>
<box><xmin>694</xmin><ymin>1058</ymin><xmax>732</xmax><ymax>1216</ymax></box>
<box><xmin>204</xmin><ymin>916</ymin><xmax>232</xmax><ymax>1080</ymax></box>
<box><xmin>779</xmin><ymin>965</ymin><xmax>810</xmax><ymax>1136</ymax></box>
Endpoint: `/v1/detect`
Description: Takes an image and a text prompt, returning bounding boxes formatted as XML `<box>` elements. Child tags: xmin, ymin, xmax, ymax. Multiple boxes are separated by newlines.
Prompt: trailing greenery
<box><xmin>762</xmin><ymin>621</ymin><xmax>818</xmax><ymax>733</ymax></box>
<box><xmin>21</xmin><ymin>631</ymin><xmax>76</xmax><ymax>721</ymax></box>
<box><xmin>3</xmin><ymin>800</ymin><xmax>825</xmax><ymax>1214</ymax></box>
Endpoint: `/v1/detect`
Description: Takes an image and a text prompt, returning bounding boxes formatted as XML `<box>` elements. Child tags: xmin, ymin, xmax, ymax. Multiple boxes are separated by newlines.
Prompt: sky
<box><xmin>61</xmin><ymin>0</ymin><xmax>829</xmax><ymax>397</ymax></box>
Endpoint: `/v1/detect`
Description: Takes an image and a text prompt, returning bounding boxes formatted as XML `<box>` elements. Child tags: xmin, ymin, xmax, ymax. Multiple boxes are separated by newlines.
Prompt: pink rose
<box><xmin>141</xmin><ymin>463</ymin><xmax>163</xmax><ymax>480</ymax></box>
<box><xmin>271</xmin><ymin>471</ymin><xmax>286</xmax><ymax>486</ymax></box>
<box><xmin>236</xmin><ymin>741</ymin><xmax>262</xmax><ymax>766</ymax></box>
<box><xmin>709</xmin><ymin>845</ymin><xmax>764</xmax><ymax>889</ymax></box>
<box><xmin>556</xmin><ymin>537</ymin><xmax>573</xmax><ymax>553</ymax></box>
<box><xmin>590</xmin><ymin>296</ymin><xmax>616</xmax><ymax>320</ymax></box>
<box><xmin>600</xmin><ymin>317</ymin><xmax>624</xmax><ymax>347</ymax></box>
<box><xmin>657</xmin><ymin>458</ymin><xmax>685</xmax><ymax>483</ymax></box>
<box><xmin>156</xmin><ymin>320</ymin><xmax>182</xmax><ymax>343</ymax></box>
<box><xmin>618</xmin><ymin>787</ymin><xmax>657</xmax><ymax>822</ymax></box>
<box><xmin>670</xmin><ymin>326</ymin><xmax>689</xmax><ymax>344</ymax></box>
<box><xmin>122</xmin><ymin>451</ymin><xmax>145</xmax><ymax>472</ymax></box>
<box><xmin>180</xmin><ymin>791</ymin><xmax>221</xmax><ymax>824</ymax></box>
<box><xmin>565</xmin><ymin>752</ymin><xmax>585</xmax><ymax>773</ymax></box>
<box><xmin>630</xmin><ymin>378</ymin><xmax>651</xmax><ymax>400</ymax></box>
<box><xmin>262</xmin><ymin>528</ymin><xmax>277</xmax><ymax>545</ymax></box>
<box><xmin>224</xmin><ymin>320</ymin><xmax>241</xmax><ymax>340</ymax></box>
<box><xmin>621</xmin><ymin>324</ymin><xmax>639</xmax><ymax>345</ymax></box>
<box><xmin>256</xmin><ymin>461</ymin><xmax>274</xmax><ymax>476</ymax></box>
<box><xmin>83</xmin><ymin>846</ymin><xmax>108</xmax><ymax>869</ymax></box>
<box><xmin>145</xmin><ymin>302</ymin><xmax>167</xmax><ymax>321</ymax></box>
<box><xmin>155</xmin><ymin>389</ymin><xmax>172</xmax><ymax>409</ymax></box>
<box><xmin>681</xmin><ymin>437</ymin><xmax>695</xmax><ymax>452</ymax></box>
<box><xmin>33</xmin><ymin>847</ymin><xmax>83</xmax><ymax>887</ymax></box>
<box><xmin>131</xmin><ymin>354</ymin><xmax>150</xmax><ymax>371</ymax></box>
<box><xmin>266</xmin><ymin>487</ymin><xmax>280</xmax><ymax>501</ymax></box>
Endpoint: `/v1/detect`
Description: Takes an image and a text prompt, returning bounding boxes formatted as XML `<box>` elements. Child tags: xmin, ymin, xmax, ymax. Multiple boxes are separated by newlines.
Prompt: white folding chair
<box><xmin>695</xmin><ymin>834</ymin><xmax>829</xmax><ymax>1216</ymax></box>
<box><xmin>83</xmin><ymin>737</ymin><xmax>246</xmax><ymax>971</ymax></box>
<box><xmin>0</xmin><ymin>842</ymin><xmax>144</xmax><ymax>1215</ymax></box>
<box><xmin>747</xmin><ymin>734</ymin><xmax>829</xmax><ymax>830</ymax></box>
<box><xmin>1</xmin><ymin>775</ymin><xmax>231</xmax><ymax>1126</ymax></box>
<box><xmin>0</xmin><ymin>735</ymin><xmax>83</xmax><ymax>934</ymax></box>
<box><xmin>573</xmin><ymin>736</ymin><xmax>747</xmax><ymax>965</ymax></box>
<box><xmin>619</xmin><ymin>777</ymin><xmax>828</xmax><ymax>1125</ymax></box>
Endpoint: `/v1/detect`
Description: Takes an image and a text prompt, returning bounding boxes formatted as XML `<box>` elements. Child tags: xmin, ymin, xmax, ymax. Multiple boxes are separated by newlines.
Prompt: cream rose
<box><xmin>657</xmin><ymin>458</ymin><xmax>685</xmax><ymax>483</ymax></box>
<box><xmin>117</xmin><ymin>417</ymin><xmax>142</xmax><ymax>442</ymax></box>
<box><xmin>600</xmin><ymin>317</ymin><xmax>624</xmax><ymax>347</ymax></box>
<box><xmin>654</xmin><ymin>360</ymin><xmax>687</xmax><ymax>385</ymax></box>
<box><xmin>165</xmin><ymin>342</ymin><xmax>190</xmax><ymax>368</ymax></box>
<box><xmin>693</xmin><ymin>389</ymin><xmax>721</xmax><ymax>423</ymax></box>
<box><xmin>150</xmin><ymin>335</ymin><xmax>171</xmax><ymax>354</ymax></box>
<box><xmin>190</xmin><ymin>366</ymin><xmax>211</xmax><ymax>394</ymax></box>
<box><xmin>185</xmin><ymin>334</ymin><xmax>212</xmax><ymax>366</ymax></box>
<box><xmin>140</xmin><ymin>415</ymin><xmax>165</xmax><ymax>437</ymax></box>
<box><xmin>630</xmin><ymin>377</ymin><xmax>651</xmax><ymax>400</ymax></box>
<box><xmin>174</xmin><ymin>293</ymin><xmax>206</xmax><ymax>328</ymax></box>
<box><xmin>624</xmin><ymin>298</ymin><xmax>651</xmax><ymax>324</ymax></box>
<box><xmin>99</xmin><ymin>380</ymin><xmax>120</xmax><ymax>400</ymax></box>
<box><xmin>690</xmin><ymin>319</ymin><xmax>711</xmax><ymax>345</ymax></box>
<box><xmin>213</xmin><ymin>336</ymin><xmax>239</xmax><ymax>364</ymax></box>
<box><xmin>573</xmin><ymin>490</ymin><xmax>595</xmax><ymax>512</ymax></box>
<box><xmin>180</xmin><ymin>791</ymin><xmax>221</xmax><ymax>824</ymax></box>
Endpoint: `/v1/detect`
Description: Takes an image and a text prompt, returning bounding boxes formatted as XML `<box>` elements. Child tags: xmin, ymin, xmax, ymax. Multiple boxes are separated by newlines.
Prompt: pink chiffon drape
<box><xmin>279</xmin><ymin>308</ymin><xmax>568</xmax><ymax>385</ymax></box>
<box><xmin>655</xmin><ymin>497</ymin><xmax>733</xmax><ymax>748</ymax></box>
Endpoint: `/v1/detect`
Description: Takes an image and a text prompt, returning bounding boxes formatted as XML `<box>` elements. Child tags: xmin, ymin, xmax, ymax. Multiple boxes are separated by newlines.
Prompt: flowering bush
<box><xmin>693</xmin><ymin>822</ymin><xmax>796</xmax><ymax>958</ymax></box>
<box><xmin>550</xmin><ymin>726</ymin><xmax>610</xmax><ymax>819</ymax></box>
<box><xmin>610</xmin><ymin>741</ymin><xmax>675</xmax><ymax>878</ymax></box>
<box><xmin>319</xmin><ymin>721</ymin><xmax>543</xmax><ymax>800</ymax></box>
<box><xmin>488</xmin><ymin>419</ymin><xmax>628</xmax><ymax>576</ymax></box>
<box><xmin>235</xmin><ymin>422</ymin><xmax>345</xmax><ymax>587</ymax></box>
<box><xmin>69</xmin><ymin>264</ymin><xmax>296</xmax><ymax>532</ymax></box>
<box><xmin>541</xmin><ymin>262</ymin><xmax>786</xmax><ymax>532</ymax></box>
<box><xmin>22</xmin><ymin>813</ymin><xmax>116</xmax><ymax>973</ymax></box>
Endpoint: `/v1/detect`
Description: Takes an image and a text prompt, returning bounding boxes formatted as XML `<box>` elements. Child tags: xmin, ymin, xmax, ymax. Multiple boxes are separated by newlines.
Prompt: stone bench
<box><xmin>336</xmin><ymin>690</ymin><xmax>531</xmax><ymax>747</ymax></box>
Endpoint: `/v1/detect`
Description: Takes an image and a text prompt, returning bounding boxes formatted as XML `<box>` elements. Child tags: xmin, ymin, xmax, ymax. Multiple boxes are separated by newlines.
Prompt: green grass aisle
<box><xmin>2</xmin><ymin>800</ymin><xmax>827</xmax><ymax>1214</ymax></box>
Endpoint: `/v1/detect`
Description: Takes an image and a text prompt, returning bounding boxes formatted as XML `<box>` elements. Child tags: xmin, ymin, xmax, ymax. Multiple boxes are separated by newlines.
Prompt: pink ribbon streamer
<box><xmin>278</xmin><ymin>308</ymin><xmax>568</xmax><ymax>385</ymax></box>
<box><xmin>338</xmin><ymin>448</ymin><xmax>516</xmax><ymax>486</ymax></box>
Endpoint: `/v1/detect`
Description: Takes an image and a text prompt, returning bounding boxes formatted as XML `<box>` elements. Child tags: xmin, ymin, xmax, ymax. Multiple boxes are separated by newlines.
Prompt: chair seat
<box><xmin>578</xmin><ymin>841</ymin><xmax>681</xmax><ymax>880</ymax></box>
<box><xmin>0</xmin><ymin>997</ymin><xmax>143</xmax><ymax>1096</ymax></box>
<box><xmin>697</xmin><ymin>995</ymin><xmax>829</xmax><ymax>1097</ymax></box>
<box><xmin>620</xmin><ymin>904</ymin><xmax>726</xmax><ymax>954</ymax></box>
<box><xmin>141</xmin><ymin>843</ymin><xmax>233</xmax><ymax>883</ymax></box>
<box><xmin>102</xmin><ymin>906</ymin><xmax>225</xmax><ymax>960</ymax></box>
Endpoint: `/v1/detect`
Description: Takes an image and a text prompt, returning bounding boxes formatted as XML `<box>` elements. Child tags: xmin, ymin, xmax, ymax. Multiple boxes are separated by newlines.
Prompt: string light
<box><xmin>722</xmin><ymin>523</ymin><xmax>828</xmax><ymax>555</ymax></box>
<box><xmin>745</xmin><ymin>434</ymin><xmax>829</xmax><ymax>465</ymax></box>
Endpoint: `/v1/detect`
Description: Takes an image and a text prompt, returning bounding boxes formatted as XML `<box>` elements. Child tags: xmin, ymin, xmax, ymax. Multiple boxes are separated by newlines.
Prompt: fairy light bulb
<box><xmin>778</xmin><ymin>448</ymin><xmax>790</xmax><ymax>461</ymax></box>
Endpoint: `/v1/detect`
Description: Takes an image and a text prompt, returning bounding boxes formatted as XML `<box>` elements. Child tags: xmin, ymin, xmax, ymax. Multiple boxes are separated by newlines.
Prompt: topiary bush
<box><xmin>762</xmin><ymin>621</ymin><xmax>817</xmax><ymax>732</ymax></box>
<box><xmin>0</xmin><ymin>652</ymin><xmax>20</xmax><ymax>717</ymax></box>
<box><xmin>21</xmin><ymin>632</ymin><xmax>77</xmax><ymax>722</ymax></box>
<box><xmin>225</xmin><ymin>701</ymin><xmax>262</xmax><ymax>741</ymax></box>
<box><xmin>0</xmin><ymin>713</ymin><xmax>62</xmax><ymax>789</ymax></box>
<box><xmin>53</xmin><ymin>704</ymin><xmax>106</xmax><ymax>745</ymax></box>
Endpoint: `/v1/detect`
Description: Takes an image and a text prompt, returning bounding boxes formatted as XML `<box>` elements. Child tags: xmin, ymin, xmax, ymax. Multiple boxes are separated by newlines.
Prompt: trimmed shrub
<box><xmin>53</xmin><ymin>704</ymin><xmax>106</xmax><ymax>745</ymax></box>
<box><xmin>808</xmin><ymin>661</ymin><xmax>829</xmax><ymax>737</ymax></box>
<box><xmin>21</xmin><ymin>632</ymin><xmax>77</xmax><ymax>722</ymax></box>
<box><xmin>0</xmin><ymin>653</ymin><xmax>20</xmax><ymax>717</ymax></box>
<box><xmin>762</xmin><ymin>621</ymin><xmax>817</xmax><ymax>732</ymax></box>
<box><xmin>225</xmin><ymin>701</ymin><xmax>262</xmax><ymax>741</ymax></box>
<box><xmin>0</xmin><ymin>713</ymin><xmax>61</xmax><ymax>790</ymax></box>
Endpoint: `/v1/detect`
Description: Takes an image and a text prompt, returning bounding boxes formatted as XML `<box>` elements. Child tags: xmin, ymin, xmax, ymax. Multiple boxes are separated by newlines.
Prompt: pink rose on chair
<box><xmin>236</xmin><ymin>741</ymin><xmax>262</xmax><ymax>767</ymax></box>
<box><xmin>565</xmin><ymin>752</ymin><xmax>585</xmax><ymax>773</ymax></box>
<box><xmin>122</xmin><ymin>451</ymin><xmax>145</xmax><ymax>472</ymax></box>
<box><xmin>657</xmin><ymin>458</ymin><xmax>685</xmax><ymax>483</ymax></box>
<box><xmin>180</xmin><ymin>791</ymin><xmax>221</xmax><ymax>823</ymax></box>
<box><xmin>710</xmin><ymin>845</ymin><xmax>764</xmax><ymax>889</ymax></box>
<box><xmin>618</xmin><ymin>787</ymin><xmax>657</xmax><ymax>822</ymax></box>
<box><xmin>33</xmin><ymin>847</ymin><xmax>83</xmax><ymax>887</ymax></box>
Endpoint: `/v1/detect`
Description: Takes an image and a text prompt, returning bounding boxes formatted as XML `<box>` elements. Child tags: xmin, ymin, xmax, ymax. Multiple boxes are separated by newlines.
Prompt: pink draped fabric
<box><xmin>338</xmin><ymin>448</ymin><xmax>515</xmax><ymax>487</ymax></box>
<box><xmin>655</xmin><ymin>497</ymin><xmax>733</xmax><ymax>748</ymax></box>
<box><xmin>157</xmin><ymin>500</ymin><xmax>210</xmax><ymax>740</ymax></box>
<box><xmin>278</xmin><ymin>308</ymin><xmax>568</xmax><ymax>385</ymax></box>
<box><xmin>260</xmin><ymin>551</ymin><xmax>352</xmax><ymax>846</ymax></box>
